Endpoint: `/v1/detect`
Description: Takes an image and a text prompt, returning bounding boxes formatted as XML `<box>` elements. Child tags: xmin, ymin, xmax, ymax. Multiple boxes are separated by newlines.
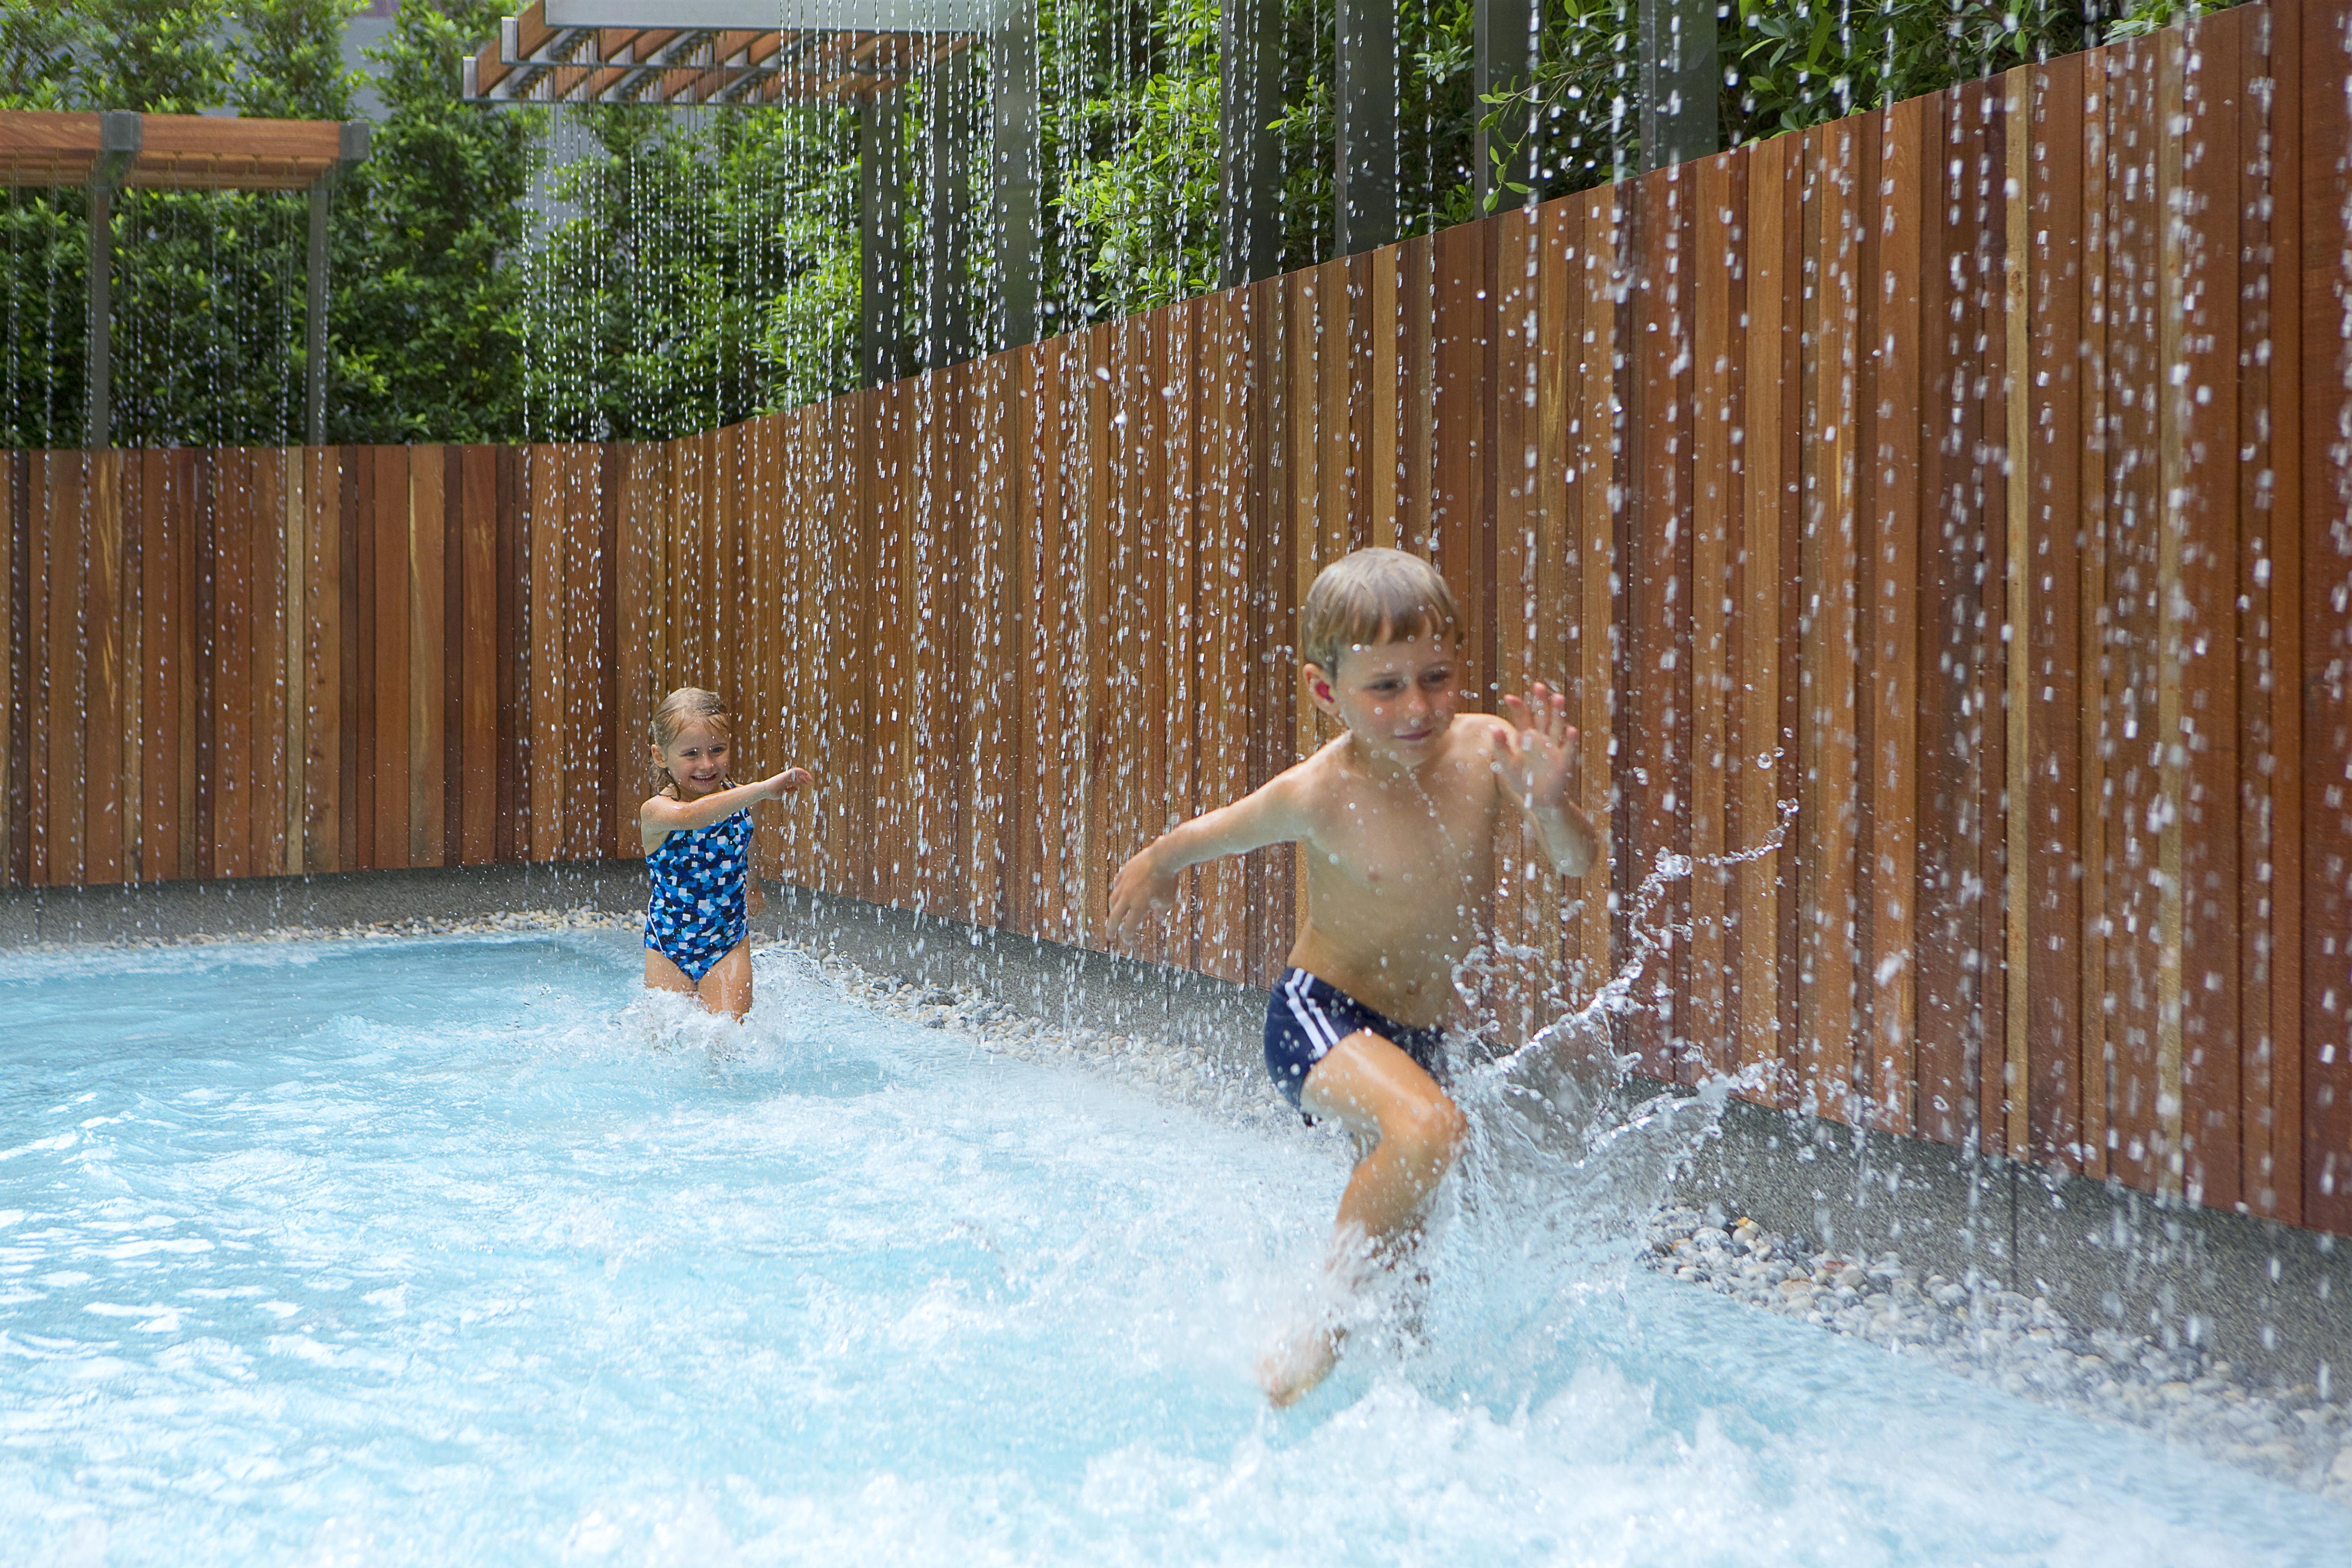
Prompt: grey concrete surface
<box><xmin>1</xmin><ymin>861</ymin><xmax>646</xmax><ymax>945</ymax></box>
<box><xmin>1667</xmin><ymin>1091</ymin><xmax>2347</xmax><ymax>1390</ymax></box>
<box><xmin>5</xmin><ymin>865</ymin><xmax>2341</xmax><ymax>1388</ymax></box>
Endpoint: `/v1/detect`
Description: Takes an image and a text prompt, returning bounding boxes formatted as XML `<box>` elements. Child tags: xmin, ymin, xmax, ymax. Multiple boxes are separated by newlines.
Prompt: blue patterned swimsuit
<box><xmin>644</xmin><ymin>807</ymin><xmax>753</xmax><ymax>982</ymax></box>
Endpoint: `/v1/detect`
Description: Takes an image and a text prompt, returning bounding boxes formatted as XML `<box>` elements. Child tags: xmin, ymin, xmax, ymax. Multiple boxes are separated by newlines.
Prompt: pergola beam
<box><xmin>0</xmin><ymin>109</ymin><xmax>359</xmax><ymax>448</ymax></box>
<box><xmin>463</xmin><ymin>2</ymin><xmax>973</xmax><ymax>105</ymax></box>
<box><xmin>0</xmin><ymin>109</ymin><xmax>348</xmax><ymax>190</ymax></box>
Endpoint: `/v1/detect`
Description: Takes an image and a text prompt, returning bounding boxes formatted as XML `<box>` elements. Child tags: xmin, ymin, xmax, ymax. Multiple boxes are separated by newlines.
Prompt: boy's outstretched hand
<box><xmin>1107</xmin><ymin>845</ymin><xmax>1178</xmax><ymax>944</ymax></box>
<box><xmin>1494</xmin><ymin>682</ymin><xmax>1579</xmax><ymax>812</ymax></box>
<box><xmin>1494</xmin><ymin>682</ymin><xmax>1598</xmax><ymax>875</ymax></box>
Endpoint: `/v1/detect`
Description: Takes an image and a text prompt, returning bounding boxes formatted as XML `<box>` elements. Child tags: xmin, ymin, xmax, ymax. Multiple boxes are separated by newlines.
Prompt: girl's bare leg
<box><xmin>644</xmin><ymin>941</ymin><xmax>753</xmax><ymax>1020</ymax></box>
<box><xmin>1260</xmin><ymin>1032</ymin><xmax>1466</xmax><ymax>1406</ymax></box>
<box><xmin>696</xmin><ymin>942</ymin><xmax>753</xmax><ymax>1019</ymax></box>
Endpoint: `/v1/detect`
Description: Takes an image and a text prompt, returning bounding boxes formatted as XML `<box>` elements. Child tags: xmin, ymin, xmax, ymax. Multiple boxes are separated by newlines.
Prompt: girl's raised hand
<box><xmin>766</xmin><ymin>766</ymin><xmax>815</xmax><ymax>800</ymax></box>
<box><xmin>1494</xmin><ymin>682</ymin><xmax>1579</xmax><ymax>814</ymax></box>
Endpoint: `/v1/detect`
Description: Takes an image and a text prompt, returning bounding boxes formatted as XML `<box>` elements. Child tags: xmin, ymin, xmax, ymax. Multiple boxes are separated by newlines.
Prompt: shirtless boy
<box><xmin>1107</xmin><ymin>547</ymin><xmax>1599</xmax><ymax>1405</ymax></box>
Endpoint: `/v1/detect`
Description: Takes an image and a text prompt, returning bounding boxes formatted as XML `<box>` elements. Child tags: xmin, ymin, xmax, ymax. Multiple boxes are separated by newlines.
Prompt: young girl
<box><xmin>641</xmin><ymin>687</ymin><xmax>814</xmax><ymax>1019</ymax></box>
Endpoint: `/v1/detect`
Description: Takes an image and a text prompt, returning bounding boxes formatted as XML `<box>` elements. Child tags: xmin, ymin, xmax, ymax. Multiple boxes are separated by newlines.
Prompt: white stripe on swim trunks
<box><xmin>1283</xmin><ymin>971</ymin><xmax>1341</xmax><ymax>1054</ymax></box>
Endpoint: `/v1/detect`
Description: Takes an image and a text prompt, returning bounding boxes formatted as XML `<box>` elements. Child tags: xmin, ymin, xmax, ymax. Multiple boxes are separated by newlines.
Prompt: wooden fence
<box><xmin>6</xmin><ymin>0</ymin><xmax>2351</xmax><ymax>1234</ymax></box>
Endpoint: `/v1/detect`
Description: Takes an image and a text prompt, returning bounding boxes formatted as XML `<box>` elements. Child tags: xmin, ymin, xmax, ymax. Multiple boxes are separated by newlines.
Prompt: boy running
<box><xmin>1108</xmin><ymin>547</ymin><xmax>1599</xmax><ymax>1405</ymax></box>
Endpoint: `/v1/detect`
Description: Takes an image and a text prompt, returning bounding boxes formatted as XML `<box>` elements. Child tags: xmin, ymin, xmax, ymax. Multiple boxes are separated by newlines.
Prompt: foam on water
<box><xmin>0</xmin><ymin>931</ymin><xmax>2343</xmax><ymax>1566</ymax></box>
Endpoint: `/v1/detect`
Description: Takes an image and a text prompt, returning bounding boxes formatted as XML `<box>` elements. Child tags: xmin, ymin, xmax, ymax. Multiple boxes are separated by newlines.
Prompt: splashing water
<box><xmin>0</xmin><ymin>921</ymin><xmax>2344</xmax><ymax>1565</ymax></box>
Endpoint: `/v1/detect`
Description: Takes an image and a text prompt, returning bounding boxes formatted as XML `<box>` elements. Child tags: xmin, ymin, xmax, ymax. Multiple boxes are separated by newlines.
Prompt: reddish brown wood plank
<box><xmin>408</xmin><ymin>445</ymin><xmax>448</xmax><ymax>867</ymax></box>
<box><xmin>84</xmin><ymin>452</ymin><xmax>123</xmax><ymax>885</ymax></box>
<box><xmin>371</xmin><ymin>445</ymin><xmax>411</xmax><ymax>869</ymax></box>
<box><xmin>5</xmin><ymin>454</ymin><xmax>26</xmax><ymax>887</ymax></box>
<box><xmin>2298</xmin><ymin>0</ymin><xmax>2352</xmax><ymax>1231</ymax></box>
<box><xmin>1794</xmin><ymin>123</ymin><xmax>1863</xmax><ymax>1121</ymax></box>
<box><xmin>526</xmin><ymin>446</ymin><xmax>562</xmax><ymax>862</ymax></box>
<box><xmin>2170</xmin><ymin>16</ymin><xmax>2245</xmax><ymax>1209</ymax></box>
<box><xmin>2253</xmin><ymin>0</ymin><xmax>2305</xmax><ymax>1223</ymax></box>
<box><xmin>561</xmin><ymin>445</ymin><xmax>604</xmax><ymax>863</ymax></box>
<box><xmin>249</xmin><ymin>450</ymin><xmax>287</xmax><ymax>879</ymax></box>
<box><xmin>2103</xmin><ymin>40</ymin><xmax>2167</xmax><ymax>1188</ymax></box>
<box><xmin>303</xmin><ymin>448</ymin><xmax>342</xmax><ymax>875</ymax></box>
<box><xmin>346</xmin><ymin>447</ymin><xmax>374</xmax><ymax>870</ymax></box>
<box><xmin>24</xmin><ymin>453</ymin><xmax>50</xmax><ymax>886</ymax></box>
<box><xmin>1689</xmin><ymin>154</ymin><xmax>1740</xmax><ymax>1079</ymax></box>
<box><xmin>1570</xmin><ymin>187</ymin><xmax>1624</xmax><ymax>1020</ymax></box>
<box><xmin>2020</xmin><ymin>58</ymin><xmax>2089</xmax><ymax>1169</ymax></box>
<box><xmin>46</xmin><ymin>452</ymin><xmax>86</xmax><ymax>885</ymax></box>
<box><xmin>1491</xmin><ymin>203</ymin><xmax>1546</xmax><ymax>1043</ymax></box>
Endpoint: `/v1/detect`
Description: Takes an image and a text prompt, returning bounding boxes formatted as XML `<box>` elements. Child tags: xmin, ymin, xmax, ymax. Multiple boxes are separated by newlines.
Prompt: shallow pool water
<box><xmin>1</xmin><ymin>932</ymin><xmax>2343</xmax><ymax>1566</ymax></box>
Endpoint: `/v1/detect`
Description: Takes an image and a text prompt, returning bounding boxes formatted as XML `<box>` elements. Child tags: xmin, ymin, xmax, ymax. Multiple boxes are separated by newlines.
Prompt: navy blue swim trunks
<box><xmin>1263</xmin><ymin>968</ymin><xmax>1449</xmax><ymax>1111</ymax></box>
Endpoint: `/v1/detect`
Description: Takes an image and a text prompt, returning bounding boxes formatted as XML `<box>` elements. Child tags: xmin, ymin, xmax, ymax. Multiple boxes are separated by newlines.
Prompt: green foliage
<box><xmin>754</xmin><ymin>113</ymin><xmax>863</xmax><ymax>412</ymax></box>
<box><xmin>84</xmin><ymin>0</ymin><xmax>236</xmax><ymax>114</ymax></box>
<box><xmin>1727</xmin><ymin>0</ymin><xmax>2089</xmax><ymax>142</ymax></box>
<box><xmin>0</xmin><ymin>0</ymin><xmax>89</xmax><ymax>111</ymax></box>
<box><xmin>234</xmin><ymin>0</ymin><xmax>361</xmax><ymax>121</ymax></box>
<box><xmin>0</xmin><ymin>0</ymin><xmax>339</xmax><ymax>447</ymax></box>
<box><xmin>1050</xmin><ymin>0</ymin><xmax>1223</xmax><ymax>316</ymax></box>
<box><xmin>527</xmin><ymin>106</ymin><xmax>848</xmax><ymax>441</ymax></box>
<box><xmin>331</xmin><ymin>0</ymin><xmax>539</xmax><ymax>443</ymax></box>
<box><xmin>0</xmin><ymin>0</ymin><xmax>2262</xmax><ymax>446</ymax></box>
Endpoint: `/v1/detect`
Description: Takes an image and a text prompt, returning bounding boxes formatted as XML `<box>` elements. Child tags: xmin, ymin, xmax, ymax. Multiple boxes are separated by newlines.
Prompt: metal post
<box><xmin>1638</xmin><ymin>0</ymin><xmax>1719</xmax><ymax>172</ymax></box>
<box><xmin>1474</xmin><ymin>0</ymin><xmax>1538</xmax><ymax>210</ymax></box>
<box><xmin>304</xmin><ymin>122</ymin><xmax>369</xmax><ymax>447</ymax></box>
<box><xmin>1219</xmin><ymin>0</ymin><xmax>1282</xmax><ymax>286</ymax></box>
<box><xmin>860</xmin><ymin>94</ymin><xmax>908</xmax><ymax>386</ymax></box>
<box><xmin>85</xmin><ymin>111</ymin><xmax>140</xmax><ymax>450</ymax></box>
<box><xmin>1332</xmin><ymin>0</ymin><xmax>1399</xmax><ymax>257</ymax></box>
<box><xmin>923</xmin><ymin>46</ymin><xmax>975</xmax><ymax>371</ymax></box>
<box><xmin>991</xmin><ymin>0</ymin><xmax>1041</xmax><ymax>348</ymax></box>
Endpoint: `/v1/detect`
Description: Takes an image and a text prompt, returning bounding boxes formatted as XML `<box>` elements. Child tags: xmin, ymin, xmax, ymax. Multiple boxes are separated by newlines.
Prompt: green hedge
<box><xmin>0</xmin><ymin>0</ymin><xmax>2218</xmax><ymax>447</ymax></box>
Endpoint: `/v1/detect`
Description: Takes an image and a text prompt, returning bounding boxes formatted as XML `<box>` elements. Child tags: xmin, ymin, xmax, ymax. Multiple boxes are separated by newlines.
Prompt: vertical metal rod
<box><xmin>85</xmin><ymin>111</ymin><xmax>140</xmax><ymax>451</ymax></box>
<box><xmin>991</xmin><ymin>0</ymin><xmax>1041</xmax><ymax>348</ymax></box>
<box><xmin>860</xmin><ymin>94</ymin><xmax>908</xmax><ymax>386</ymax></box>
<box><xmin>1474</xmin><ymin>0</ymin><xmax>1539</xmax><ymax>210</ymax></box>
<box><xmin>1639</xmin><ymin>0</ymin><xmax>1720</xmax><ymax>172</ymax></box>
<box><xmin>306</xmin><ymin>174</ymin><xmax>331</xmax><ymax>447</ymax></box>
<box><xmin>1219</xmin><ymin>0</ymin><xmax>1283</xmax><ymax>285</ymax></box>
<box><xmin>1333</xmin><ymin>0</ymin><xmax>1399</xmax><ymax>256</ymax></box>
<box><xmin>87</xmin><ymin>184</ymin><xmax>113</xmax><ymax>451</ymax></box>
<box><xmin>924</xmin><ymin>47</ymin><xmax>975</xmax><ymax>371</ymax></box>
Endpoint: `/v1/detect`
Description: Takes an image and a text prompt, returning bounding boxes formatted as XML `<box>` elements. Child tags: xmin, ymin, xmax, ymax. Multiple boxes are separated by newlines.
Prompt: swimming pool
<box><xmin>2</xmin><ymin>931</ymin><xmax>2343</xmax><ymax>1566</ymax></box>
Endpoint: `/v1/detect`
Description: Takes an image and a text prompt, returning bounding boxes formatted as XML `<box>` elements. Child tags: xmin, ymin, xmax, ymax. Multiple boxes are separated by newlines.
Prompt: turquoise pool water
<box><xmin>1</xmin><ymin>931</ymin><xmax>2343</xmax><ymax>1566</ymax></box>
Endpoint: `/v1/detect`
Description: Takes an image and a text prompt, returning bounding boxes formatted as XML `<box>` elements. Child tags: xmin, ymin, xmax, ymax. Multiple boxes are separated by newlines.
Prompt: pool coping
<box><xmin>3</xmin><ymin>861</ymin><xmax>2341</xmax><ymax>1390</ymax></box>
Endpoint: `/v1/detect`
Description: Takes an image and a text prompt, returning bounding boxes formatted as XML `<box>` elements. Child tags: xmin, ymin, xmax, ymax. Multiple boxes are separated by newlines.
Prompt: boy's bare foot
<box><xmin>1258</xmin><ymin>1320</ymin><xmax>1343</xmax><ymax>1406</ymax></box>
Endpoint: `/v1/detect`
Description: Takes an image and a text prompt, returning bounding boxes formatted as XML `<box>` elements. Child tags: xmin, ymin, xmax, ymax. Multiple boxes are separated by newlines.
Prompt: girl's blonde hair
<box><xmin>1298</xmin><ymin>548</ymin><xmax>1461</xmax><ymax>676</ymax></box>
<box><xmin>651</xmin><ymin>686</ymin><xmax>732</xmax><ymax>750</ymax></box>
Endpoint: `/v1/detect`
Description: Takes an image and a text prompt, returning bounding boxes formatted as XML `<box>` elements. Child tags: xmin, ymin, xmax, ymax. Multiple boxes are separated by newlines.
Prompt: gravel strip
<box><xmin>4</xmin><ymin>908</ymin><xmax>641</xmax><ymax>953</ymax></box>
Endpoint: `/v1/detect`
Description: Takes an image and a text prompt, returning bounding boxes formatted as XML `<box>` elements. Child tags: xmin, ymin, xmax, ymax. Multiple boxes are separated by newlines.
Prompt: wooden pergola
<box><xmin>463</xmin><ymin>2</ymin><xmax>969</xmax><ymax>105</ymax></box>
<box><xmin>465</xmin><ymin>0</ymin><xmax>1013</xmax><ymax>381</ymax></box>
<box><xmin>0</xmin><ymin>110</ymin><xmax>368</xmax><ymax>448</ymax></box>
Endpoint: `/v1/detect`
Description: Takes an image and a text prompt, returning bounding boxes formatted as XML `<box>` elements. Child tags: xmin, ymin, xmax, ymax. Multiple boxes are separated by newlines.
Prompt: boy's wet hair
<box><xmin>1299</xmin><ymin>548</ymin><xmax>1462</xmax><ymax>676</ymax></box>
<box><xmin>650</xmin><ymin>686</ymin><xmax>732</xmax><ymax>750</ymax></box>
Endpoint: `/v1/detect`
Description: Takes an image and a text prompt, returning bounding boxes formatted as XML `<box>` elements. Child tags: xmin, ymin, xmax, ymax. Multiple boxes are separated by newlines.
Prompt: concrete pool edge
<box><xmin>2</xmin><ymin>863</ymin><xmax>2341</xmax><ymax>1389</ymax></box>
